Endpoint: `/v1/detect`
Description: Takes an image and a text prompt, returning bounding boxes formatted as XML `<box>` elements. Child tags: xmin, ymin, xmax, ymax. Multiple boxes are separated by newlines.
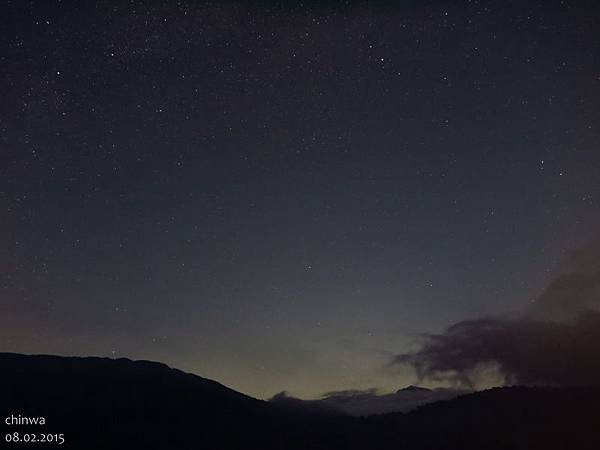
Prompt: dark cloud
<box><xmin>395</xmin><ymin>237</ymin><xmax>600</xmax><ymax>387</ymax></box>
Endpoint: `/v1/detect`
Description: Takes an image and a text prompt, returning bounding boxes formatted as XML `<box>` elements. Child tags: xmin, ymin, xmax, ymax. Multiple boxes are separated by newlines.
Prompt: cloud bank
<box><xmin>395</xmin><ymin>237</ymin><xmax>600</xmax><ymax>387</ymax></box>
<box><xmin>270</xmin><ymin>386</ymin><xmax>467</xmax><ymax>416</ymax></box>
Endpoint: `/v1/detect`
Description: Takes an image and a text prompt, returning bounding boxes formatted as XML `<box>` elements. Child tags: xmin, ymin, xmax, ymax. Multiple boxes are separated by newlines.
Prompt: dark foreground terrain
<box><xmin>1</xmin><ymin>353</ymin><xmax>599</xmax><ymax>449</ymax></box>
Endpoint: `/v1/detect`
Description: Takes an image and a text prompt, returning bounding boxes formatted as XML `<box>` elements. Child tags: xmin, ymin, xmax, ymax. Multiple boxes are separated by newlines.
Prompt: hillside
<box><xmin>2</xmin><ymin>353</ymin><xmax>600</xmax><ymax>450</ymax></box>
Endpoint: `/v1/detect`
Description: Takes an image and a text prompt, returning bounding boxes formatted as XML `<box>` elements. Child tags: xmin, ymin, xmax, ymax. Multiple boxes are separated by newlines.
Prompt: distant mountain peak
<box><xmin>396</xmin><ymin>385</ymin><xmax>432</xmax><ymax>393</ymax></box>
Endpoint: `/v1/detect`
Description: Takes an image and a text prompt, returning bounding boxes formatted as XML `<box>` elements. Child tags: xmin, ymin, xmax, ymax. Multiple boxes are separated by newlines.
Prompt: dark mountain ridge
<box><xmin>0</xmin><ymin>352</ymin><xmax>352</xmax><ymax>449</ymax></box>
<box><xmin>366</xmin><ymin>385</ymin><xmax>600</xmax><ymax>449</ymax></box>
<box><xmin>2</xmin><ymin>353</ymin><xmax>600</xmax><ymax>450</ymax></box>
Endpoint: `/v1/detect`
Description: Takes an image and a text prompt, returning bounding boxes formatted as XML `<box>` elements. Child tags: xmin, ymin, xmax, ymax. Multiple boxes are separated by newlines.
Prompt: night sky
<box><xmin>2</xmin><ymin>0</ymin><xmax>600</xmax><ymax>399</ymax></box>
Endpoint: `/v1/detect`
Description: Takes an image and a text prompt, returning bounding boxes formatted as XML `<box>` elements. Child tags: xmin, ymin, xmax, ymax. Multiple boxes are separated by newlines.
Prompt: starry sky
<box><xmin>2</xmin><ymin>0</ymin><xmax>600</xmax><ymax>399</ymax></box>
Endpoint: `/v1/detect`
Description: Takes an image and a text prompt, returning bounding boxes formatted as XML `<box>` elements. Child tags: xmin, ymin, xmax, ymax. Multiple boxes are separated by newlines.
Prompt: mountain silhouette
<box><xmin>366</xmin><ymin>385</ymin><xmax>600</xmax><ymax>450</ymax></box>
<box><xmin>279</xmin><ymin>384</ymin><xmax>467</xmax><ymax>416</ymax></box>
<box><xmin>2</xmin><ymin>353</ymin><xmax>600</xmax><ymax>449</ymax></box>
<box><xmin>396</xmin><ymin>385</ymin><xmax>431</xmax><ymax>393</ymax></box>
<box><xmin>0</xmin><ymin>353</ymin><xmax>352</xmax><ymax>449</ymax></box>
